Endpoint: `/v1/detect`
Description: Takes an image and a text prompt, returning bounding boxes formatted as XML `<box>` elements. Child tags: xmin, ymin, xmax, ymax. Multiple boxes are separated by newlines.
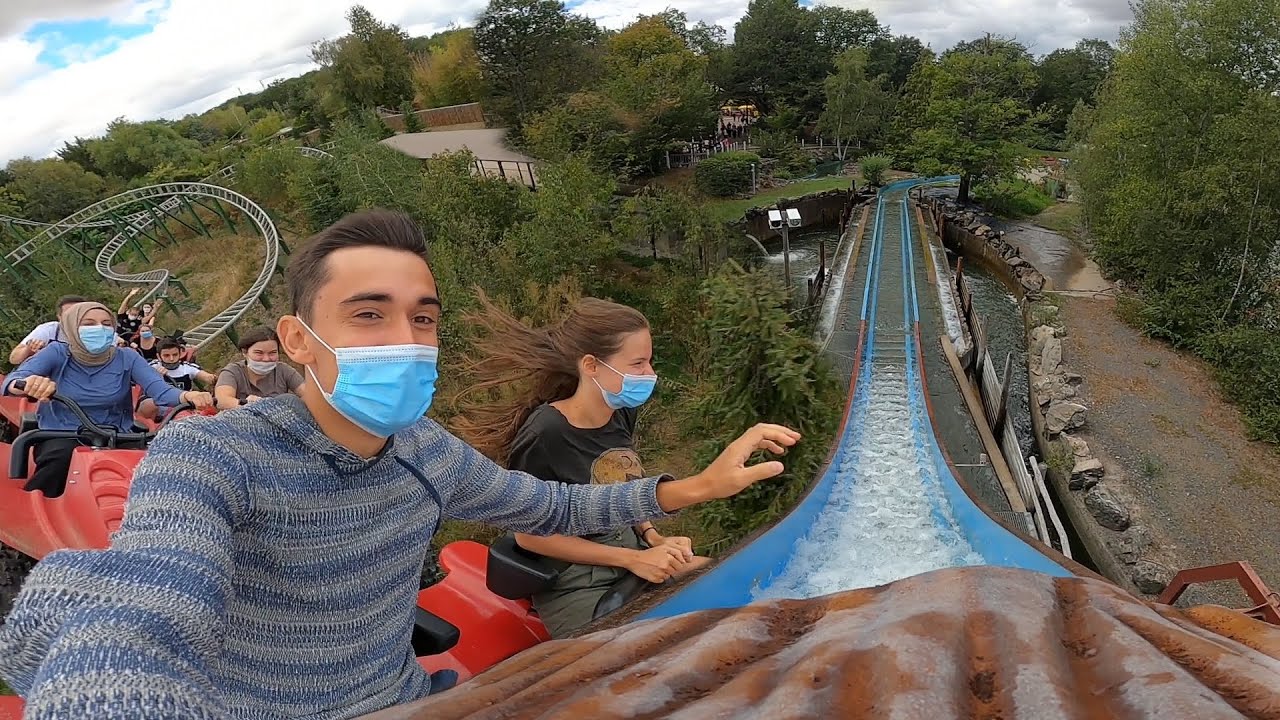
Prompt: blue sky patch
<box><xmin>26</xmin><ymin>14</ymin><xmax>158</xmax><ymax>69</ymax></box>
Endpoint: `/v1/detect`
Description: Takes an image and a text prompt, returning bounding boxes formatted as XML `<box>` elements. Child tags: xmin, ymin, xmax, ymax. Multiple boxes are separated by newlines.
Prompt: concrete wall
<box><xmin>740</xmin><ymin>188</ymin><xmax>851</xmax><ymax>242</ymax></box>
<box><xmin>380</xmin><ymin>103</ymin><xmax>486</xmax><ymax>132</ymax></box>
<box><xmin>924</xmin><ymin>199</ymin><xmax>1140</xmax><ymax>594</ymax></box>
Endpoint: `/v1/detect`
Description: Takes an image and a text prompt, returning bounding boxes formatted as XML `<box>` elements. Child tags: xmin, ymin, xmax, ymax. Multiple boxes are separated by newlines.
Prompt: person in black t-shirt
<box><xmin>115</xmin><ymin>288</ymin><xmax>145</xmax><ymax>344</ymax></box>
<box><xmin>456</xmin><ymin>294</ymin><xmax>711</xmax><ymax>638</ymax></box>
<box><xmin>131</xmin><ymin>324</ymin><xmax>159</xmax><ymax>361</ymax></box>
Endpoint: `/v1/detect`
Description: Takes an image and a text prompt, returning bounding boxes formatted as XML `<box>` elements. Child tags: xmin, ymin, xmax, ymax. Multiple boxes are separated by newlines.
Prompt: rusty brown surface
<box><xmin>361</xmin><ymin>566</ymin><xmax>1280</xmax><ymax>720</ymax></box>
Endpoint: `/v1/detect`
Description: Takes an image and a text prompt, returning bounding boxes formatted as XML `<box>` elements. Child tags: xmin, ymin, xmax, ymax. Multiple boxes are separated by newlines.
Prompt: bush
<box><xmin>694</xmin><ymin>151</ymin><xmax>760</xmax><ymax>197</ymax></box>
<box><xmin>687</xmin><ymin>262</ymin><xmax>840</xmax><ymax>545</ymax></box>
<box><xmin>401</xmin><ymin>101</ymin><xmax>424</xmax><ymax>133</ymax></box>
<box><xmin>859</xmin><ymin>154</ymin><xmax>892</xmax><ymax>187</ymax></box>
<box><xmin>974</xmin><ymin>178</ymin><xmax>1053</xmax><ymax>218</ymax></box>
<box><xmin>1196</xmin><ymin>326</ymin><xmax>1280</xmax><ymax>444</ymax></box>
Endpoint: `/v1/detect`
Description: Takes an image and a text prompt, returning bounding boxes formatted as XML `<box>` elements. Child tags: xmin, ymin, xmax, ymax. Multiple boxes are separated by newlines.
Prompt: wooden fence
<box><xmin>378</xmin><ymin>102</ymin><xmax>486</xmax><ymax>132</ymax></box>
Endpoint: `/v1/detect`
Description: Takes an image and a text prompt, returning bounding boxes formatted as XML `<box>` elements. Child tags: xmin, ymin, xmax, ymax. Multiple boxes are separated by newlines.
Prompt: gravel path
<box><xmin>1060</xmin><ymin>295</ymin><xmax>1280</xmax><ymax>607</ymax></box>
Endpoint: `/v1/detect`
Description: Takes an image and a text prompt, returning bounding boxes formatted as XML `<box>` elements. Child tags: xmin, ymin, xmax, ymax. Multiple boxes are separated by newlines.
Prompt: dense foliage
<box><xmin>694</xmin><ymin>151</ymin><xmax>760</xmax><ymax>196</ymax></box>
<box><xmin>690</xmin><ymin>263</ymin><xmax>840</xmax><ymax>541</ymax></box>
<box><xmin>1076</xmin><ymin>0</ymin><xmax>1280</xmax><ymax>442</ymax></box>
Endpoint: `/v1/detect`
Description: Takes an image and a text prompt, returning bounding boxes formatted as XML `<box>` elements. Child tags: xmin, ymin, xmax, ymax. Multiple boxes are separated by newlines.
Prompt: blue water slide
<box><xmin>637</xmin><ymin>177</ymin><xmax>1069</xmax><ymax>621</ymax></box>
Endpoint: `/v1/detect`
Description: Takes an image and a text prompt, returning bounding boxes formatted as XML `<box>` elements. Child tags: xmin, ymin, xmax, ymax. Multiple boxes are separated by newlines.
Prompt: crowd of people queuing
<box><xmin>677</xmin><ymin>105</ymin><xmax>759</xmax><ymax>157</ymax></box>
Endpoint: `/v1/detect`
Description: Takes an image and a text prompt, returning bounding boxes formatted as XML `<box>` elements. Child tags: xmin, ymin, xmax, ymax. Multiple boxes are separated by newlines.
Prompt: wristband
<box><xmin>642</xmin><ymin>527</ymin><xmax>660</xmax><ymax>541</ymax></box>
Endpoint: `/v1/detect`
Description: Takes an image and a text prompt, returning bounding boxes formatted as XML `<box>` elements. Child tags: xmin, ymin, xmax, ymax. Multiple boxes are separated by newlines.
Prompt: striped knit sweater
<box><xmin>0</xmin><ymin>394</ymin><xmax>669</xmax><ymax>719</ymax></box>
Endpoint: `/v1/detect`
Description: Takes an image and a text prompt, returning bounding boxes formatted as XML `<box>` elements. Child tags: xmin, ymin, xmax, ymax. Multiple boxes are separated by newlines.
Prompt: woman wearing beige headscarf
<box><xmin>2</xmin><ymin>302</ymin><xmax>214</xmax><ymax>497</ymax></box>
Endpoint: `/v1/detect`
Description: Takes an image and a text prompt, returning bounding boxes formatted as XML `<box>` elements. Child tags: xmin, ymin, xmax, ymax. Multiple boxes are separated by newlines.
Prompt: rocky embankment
<box><xmin>929</xmin><ymin>197</ymin><xmax>1171</xmax><ymax>596</ymax></box>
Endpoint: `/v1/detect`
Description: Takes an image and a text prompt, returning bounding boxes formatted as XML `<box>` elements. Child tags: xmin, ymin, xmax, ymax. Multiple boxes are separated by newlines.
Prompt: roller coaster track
<box><xmin>0</xmin><ymin>145</ymin><xmax>332</xmax><ymax>349</ymax></box>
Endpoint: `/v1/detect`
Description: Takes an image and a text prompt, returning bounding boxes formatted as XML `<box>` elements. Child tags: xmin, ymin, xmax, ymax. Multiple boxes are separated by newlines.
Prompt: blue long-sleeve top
<box><xmin>2</xmin><ymin>343</ymin><xmax>184</xmax><ymax>431</ymax></box>
<box><xmin>0</xmin><ymin>393</ymin><xmax>671</xmax><ymax>719</ymax></box>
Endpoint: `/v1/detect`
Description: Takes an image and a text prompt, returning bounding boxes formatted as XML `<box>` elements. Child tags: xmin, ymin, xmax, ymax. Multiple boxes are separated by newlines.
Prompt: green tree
<box><xmin>727</xmin><ymin>0</ymin><xmax>828</xmax><ymax>114</ymax></box>
<box><xmin>401</xmin><ymin>101</ymin><xmax>424</xmax><ymax>132</ymax></box>
<box><xmin>311</xmin><ymin>5</ymin><xmax>415</xmax><ymax>112</ymax></box>
<box><xmin>473</xmin><ymin>0</ymin><xmax>602</xmax><ymax>124</ymax></box>
<box><xmin>411</xmin><ymin>28</ymin><xmax>484</xmax><ymax>108</ymax></box>
<box><xmin>5</xmin><ymin>158</ymin><xmax>108</xmax><ymax>222</ymax></box>
<box><xmin>504</xmin><ymin>158</ymin><xmax>618</xmax><ymax>288</ymax></box>
<box><xmin>810</xmin><ymin>5</ymin><xmax>887</xmax><ymax>56</ymax></box>
<box><xmin>1034</xmin><ymin>39</ymin><xmax>1115</xmax><ymax>143</ymax></box>
<box><xmin>859</xmin><ymin>153</ymin><xmax>892</xmax><ymax>187</ymax></box>
<box><xmin>202</xmin><ymin>105</ymin><xmax>252</xmax><ymax>139</ymax></box>
<box><xmin>819</xmin><ymin>48</ymin><xmax>893</xmax><ymax>160</ymax></box>
<box><xmin>247</xmin><ymin>111</ymin><xmax>289</xmax><ymax>143</ymax></box>
<box><xmin>87</xmin><ymin>119</ymin><xmax>205</xmax><ymax>183</ymax></box>
<box><xmin>1078</xmin><ymin>0</ymin><xmax>1280</xmax><ymax>335</ymax></box>
<box><xmin>896</xmin><ymin>38</ymin><xmax>1039</xmax><ymax>202</ymax></box>
<box><xmin>522</xmin><ymin>92</ymin><xmax>634</xmax><ymax>175</ymax></box>
<box><xmin>55</xmin><ymin>137</ymin><xmax>101</xmax><ymax>174</ymax></box>
<box><xmin>602</xmin><ymin>15</ymin><xmax>716</xmax><ymax>172</ymax></box>
<box><xmin>866</xmin><ymin>34</ymin><xmax>932</xmax><ymax>90</ymax></box>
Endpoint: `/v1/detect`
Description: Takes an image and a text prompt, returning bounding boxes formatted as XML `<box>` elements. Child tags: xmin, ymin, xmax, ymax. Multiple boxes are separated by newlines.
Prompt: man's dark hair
<box><xmin>286</xmin><ymin>209</ymin><xmax>428</xmax><ymax>318</ymax></box>
<box><xmin>237</xmin><ymin>326</ymin><xmax>279</xmax><ymax>352</ymax></box>
<box><xmin>55</xmin><ymin>295</ymin><xmax>88</xmax><ymax>315</ymax></box>
<box><xmin>157</xmin><ymin>338</ymin><xmax>183</xmax><ymax>353</ymax></box>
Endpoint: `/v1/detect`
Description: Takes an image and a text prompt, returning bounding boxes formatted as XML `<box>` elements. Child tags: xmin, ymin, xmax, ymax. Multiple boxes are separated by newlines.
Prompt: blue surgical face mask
<box><xmin>594</xmin><ymin>360</ymin><xmax>657</xmax><ymax>410</ymax></box>
<box><xmin>79</xmin><ymin>325</ymin><xmax>116</xmax><ymax>354</ymax></box>
<box><xmin>140</xmin><ymin>331</ymin><xmax>154</xmax><ymax>340</ymax></box>
<box><xmin>298</xmin><ymin>318</ymin><xmax>439</xmax><ymax>438</ymax></box>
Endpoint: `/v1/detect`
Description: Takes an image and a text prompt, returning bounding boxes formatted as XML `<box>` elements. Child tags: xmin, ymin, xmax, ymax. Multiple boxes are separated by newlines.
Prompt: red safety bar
<box><xmin>1157</xmin><ymin>561</ymin><xmax>1280</xmax><ymax>625</ymax></box>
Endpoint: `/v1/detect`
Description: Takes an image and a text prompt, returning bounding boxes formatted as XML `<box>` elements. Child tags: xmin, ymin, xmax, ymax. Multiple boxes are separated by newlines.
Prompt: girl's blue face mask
<box><xmin>78</xmin><ymin>325</ymin><xmax>116</xmax><ymax>354</ymax></box>
<box><xmin>298</xmin><ymin>318</ymin><xmax>439</xmax><ymax>438</ymax></box>
<box><xmin>594</xmin><ymin>360</ymin><xmax>657</xmax><ymax>410</ymax></box>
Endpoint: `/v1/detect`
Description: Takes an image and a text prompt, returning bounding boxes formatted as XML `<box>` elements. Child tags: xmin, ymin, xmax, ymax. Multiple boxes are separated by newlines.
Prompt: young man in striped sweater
<box><xmin>0</xmin><ymin>209</ymin><xmax>800</xmax><ymax>720</ymax></box>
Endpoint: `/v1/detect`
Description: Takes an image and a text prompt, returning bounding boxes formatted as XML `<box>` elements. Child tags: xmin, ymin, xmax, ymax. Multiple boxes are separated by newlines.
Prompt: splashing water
<box><xmin>754</xmin><ymin>360</ymin><xmax>984</xmax><ymax>601</ymax></box>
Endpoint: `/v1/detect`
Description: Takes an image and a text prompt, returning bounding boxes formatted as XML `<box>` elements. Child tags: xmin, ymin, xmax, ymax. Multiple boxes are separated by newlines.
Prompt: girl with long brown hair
<box><xmin>454</xmin><ymin>292</ymin><xmax>711</xmax><ymax>637</ymax></box>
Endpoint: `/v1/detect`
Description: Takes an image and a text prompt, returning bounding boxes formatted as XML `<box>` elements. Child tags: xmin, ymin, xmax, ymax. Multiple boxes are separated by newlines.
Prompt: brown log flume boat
<box><xmin>359</xmin><ymin>566</ymin><xmax>1280</xmax><ymax>720</ymax></box>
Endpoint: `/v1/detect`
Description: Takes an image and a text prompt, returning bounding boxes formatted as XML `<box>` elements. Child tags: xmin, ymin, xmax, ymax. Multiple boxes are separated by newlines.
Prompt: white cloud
<box><xmin>0</xmin><ymin>0</ymin><xmax>1133</xmax><ymax>165</ymax></box>
<box><xmin>818</xmin><ymin>0</ymin><xmax>1131</xmax><ymax>55</ymax></box>
<box><xmin>0</xmin><ymin>0</ymin><xmax>135</xmax><ymax>35</ymax></box>
<box><xmin>0</xmin><ymin>0</ymin><xmax>485</xmax><ymax>162</ymax></box>
<box><xmin>0</xmin><ymin>35</ymin><xmax>43</xmax><ymax>92</ymax></box>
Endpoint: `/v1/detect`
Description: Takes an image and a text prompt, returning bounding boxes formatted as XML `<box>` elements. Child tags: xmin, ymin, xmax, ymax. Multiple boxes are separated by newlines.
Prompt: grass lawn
<box><xmin>703</xmin><ymin>176</ymin><xmax>856</xmax><ymax>223</ymax></box>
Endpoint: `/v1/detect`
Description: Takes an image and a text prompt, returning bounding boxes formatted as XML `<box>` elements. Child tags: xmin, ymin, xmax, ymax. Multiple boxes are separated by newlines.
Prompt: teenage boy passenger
<box><xmin>0</xmin><ymin>209</ymin><xmax>801</xmax><ymax>720</ymax></box>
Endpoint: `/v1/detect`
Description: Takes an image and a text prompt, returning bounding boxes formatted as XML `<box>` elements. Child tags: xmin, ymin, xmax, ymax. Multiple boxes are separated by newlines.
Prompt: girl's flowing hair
<box><xmin>453</xmin><ymin>290</ymin><xmax>649</xmax><ymax>464</ymax></box>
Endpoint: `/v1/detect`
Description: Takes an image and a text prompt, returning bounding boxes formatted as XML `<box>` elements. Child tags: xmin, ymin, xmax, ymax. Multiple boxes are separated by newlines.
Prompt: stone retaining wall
<box><xmin>922</xmin><ymin>195</ymin><xmax>1169</xmax><ymax>597</ymax></box>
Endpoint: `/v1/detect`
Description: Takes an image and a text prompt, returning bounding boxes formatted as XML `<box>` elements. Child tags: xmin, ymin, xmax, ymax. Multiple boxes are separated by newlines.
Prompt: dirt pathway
<box><xmin>1060</xmin><ymin>295</ymin><xmax>1280</xmax><ymax>606</ymax></box>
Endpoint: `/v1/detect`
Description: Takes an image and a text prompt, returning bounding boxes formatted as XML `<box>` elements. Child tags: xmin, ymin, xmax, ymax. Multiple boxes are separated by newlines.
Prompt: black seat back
<box><xmin>411</xmin><ymin>608</ymin><xmax>460</xmax><ymax>657</ymax></box>
<box><xmin>486</xmin><ymin>535</ymin><xmax>560</xmax><ymax>600</ymax></box>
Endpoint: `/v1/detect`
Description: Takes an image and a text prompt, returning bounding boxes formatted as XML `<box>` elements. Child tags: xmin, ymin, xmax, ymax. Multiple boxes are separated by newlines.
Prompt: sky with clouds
<box><xmin>0</xmin><ymin>0</ymin><xmax>1134</xmax><ymax>165</ymax></box>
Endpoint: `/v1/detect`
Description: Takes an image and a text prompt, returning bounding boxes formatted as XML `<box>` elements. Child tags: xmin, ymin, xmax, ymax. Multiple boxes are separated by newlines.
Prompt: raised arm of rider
<box><xmin>116</xmin><ymin>289</ymin><xmax>137</xmax><ymax>316</ymax></box>
<box><xmin>434</xmin><ymin>422</ymin><xmax>800</xmax><ymax>534</ymax></box>
<box><xmin>0</xmin><ymin>421</ymin><xmax>248</xmax><ymax>717</ymax></box>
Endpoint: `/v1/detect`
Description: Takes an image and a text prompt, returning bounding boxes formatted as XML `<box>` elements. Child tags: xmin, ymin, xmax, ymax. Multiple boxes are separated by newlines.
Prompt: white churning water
<box><xmin>754</xmin><ymin>195</ymin><xmax>985</xmax><ymax>602</ymax></box>
<box><xmin>754</xmin><ymin>360</ymin><xmax>984</xmax><ymax>601</ymax></box>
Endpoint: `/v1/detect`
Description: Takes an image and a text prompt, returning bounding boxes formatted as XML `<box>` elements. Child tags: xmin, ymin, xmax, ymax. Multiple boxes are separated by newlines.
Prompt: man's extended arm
<box><xmin>433</xmin><ymin>422</ymin><xmax>799</xmax><ymax>536</ymax></box>
<box><xmin>0</xmin><ymin>421</ymin><xmax>249</xmax><ymax>718</ymax></box>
